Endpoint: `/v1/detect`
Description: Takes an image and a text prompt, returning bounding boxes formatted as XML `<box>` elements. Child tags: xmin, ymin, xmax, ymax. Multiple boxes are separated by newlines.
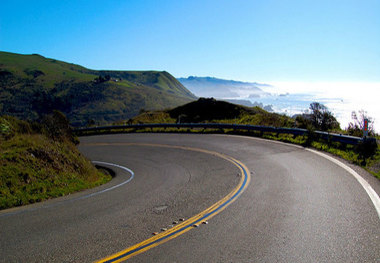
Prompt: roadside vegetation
<box><xmin>128</xmin><ymin>98</ymin><xmax>296</xmax><ymax>127</ymax></box>
<box><xmin>86</xmin><ymin>98</ymin><xmax>380</xmax><ymax>180</ymax></box>
<box><xmin>0</xmin><ymin>111</ymin><xmax>111</xmax><ymax>210</ymax></box>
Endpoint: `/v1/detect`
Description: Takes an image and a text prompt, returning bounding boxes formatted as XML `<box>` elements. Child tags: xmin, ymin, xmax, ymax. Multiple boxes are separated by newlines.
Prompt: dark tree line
<box><xmin>94</xmin><ymin>75</ymin><xmax>110</xmax><ymax>84</ymax></box>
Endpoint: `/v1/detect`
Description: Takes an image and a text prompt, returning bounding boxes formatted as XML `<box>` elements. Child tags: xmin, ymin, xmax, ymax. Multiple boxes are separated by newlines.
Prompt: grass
<box><xmin>0</xmin><ymin>115</ymin><xmax>112</xmax><ymax>210</ymax></box>
<box><xmin>125</xmin><ymin>99</ymin><xmax>296</xmax><ymax>128</ymax></box>
<box><xmin>366</xmin><ymin>148</ymin><xmax>380</xmax><ymax>180</ymax></box>
<box><xmin>0</xmin><ymin>52</ymin><xmax>95</xmax><ymax>87</ymax></box>
<box><xmin>0</xmin><ymin>51</ymin><xmax>196</xmax><ymax>127</ymax></box>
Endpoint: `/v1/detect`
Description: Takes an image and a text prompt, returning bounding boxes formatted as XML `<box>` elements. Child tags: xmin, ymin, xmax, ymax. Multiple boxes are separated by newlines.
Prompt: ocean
<box><xmin>249</xmin><ymin>82</ymin><xmax>380</xmax><ymax>132</ymax></box>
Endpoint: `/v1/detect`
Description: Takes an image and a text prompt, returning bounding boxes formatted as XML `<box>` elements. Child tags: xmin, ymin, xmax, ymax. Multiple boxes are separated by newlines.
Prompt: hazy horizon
<box><xmin>178</xmin><ymin>76</ymin><xmax>379</xmax><ymax>131</ymax></box>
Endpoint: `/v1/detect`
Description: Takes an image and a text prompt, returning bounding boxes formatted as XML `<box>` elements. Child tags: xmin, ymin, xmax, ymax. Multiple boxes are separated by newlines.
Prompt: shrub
<box><xmin>355</xmin><ymin>138</ymin><xmax>378</xmax><ymax>164</ymax></box>
<box><xmin>41</xmin><ymin>110</ymin><xmax>78</xmax><ymax>144</ymax></box>
<box><xmin>347</xmin><ymin>110</ymin><xmax>375</xmax><ymax>137</ymax></box>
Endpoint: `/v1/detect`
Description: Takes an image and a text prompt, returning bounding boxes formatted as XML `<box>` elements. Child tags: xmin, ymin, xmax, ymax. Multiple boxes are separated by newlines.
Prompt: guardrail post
<box><xmin>363</xmin><ymin>118</ymin><xmax>369</xmax><ymax>138</ymax></box>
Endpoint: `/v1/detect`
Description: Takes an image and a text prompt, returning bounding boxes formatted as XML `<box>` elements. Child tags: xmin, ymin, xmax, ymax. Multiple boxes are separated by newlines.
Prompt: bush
<box><xmin>347</xmin><ymin>110</ymin><xmax>375</xmax><ymax>137</ymax></box>
<box><xmin>307</xmin><ymin>102</ymin><xmax>340</xmax><ymax>131</ymax></box>
<box><xmin>0</xmin><ymin>119</ymin><xmax>13</xmax><ymax>139</ymax></box>
<box><xmin>41</xmin><ymin>110</ymin><xmax>78</xmax><ymax>144</ymax></box>
<box><xmin>0</xmin><ymin>116</ymin><xmax>32</xmax><ymax>140</ymax></box>
<box><xmin>355</xmin><ymin>138</ymin><xmax>378</xmax><ymax>164</ymax></box>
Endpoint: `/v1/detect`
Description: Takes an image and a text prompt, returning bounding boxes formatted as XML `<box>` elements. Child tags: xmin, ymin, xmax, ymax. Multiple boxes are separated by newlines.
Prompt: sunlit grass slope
<box><xmin>0</xmin><ymin>115</ymin><xmax>111</xmax><ymax>210</ymax></box>
<box><xmin>0</xmin><ymin>51</ymin><xmax>196</xmax><ymax>126</ymax></box>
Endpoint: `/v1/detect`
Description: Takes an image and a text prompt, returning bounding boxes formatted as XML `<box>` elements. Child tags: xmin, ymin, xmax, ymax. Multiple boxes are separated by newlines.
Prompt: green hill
<box><xmin>131</xmin><ymin>98</ymin><xmax>295</xmax><ymax>127</ymax></box>
<box><xmin>0</xmin><ymin>51</ymin><xmax>196</xmax><ymax>126</ymax></box>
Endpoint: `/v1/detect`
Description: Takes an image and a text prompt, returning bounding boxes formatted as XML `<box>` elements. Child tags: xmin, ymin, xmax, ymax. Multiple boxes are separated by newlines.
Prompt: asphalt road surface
<box><xmin>1</xmin><ymin>133</ymin><xmax>379</xmax><ymax>262</ymax></box>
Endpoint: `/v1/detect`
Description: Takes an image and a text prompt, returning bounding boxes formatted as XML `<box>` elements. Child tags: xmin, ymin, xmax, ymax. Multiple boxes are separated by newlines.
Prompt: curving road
<box><xmin>0</xmin><ymin>134</ymin><xmax>379</xmax><ymax>262</ymax></box>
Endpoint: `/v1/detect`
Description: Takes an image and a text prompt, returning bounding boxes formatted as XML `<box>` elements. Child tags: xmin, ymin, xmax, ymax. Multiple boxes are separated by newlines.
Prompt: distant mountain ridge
<box><xmin>0</xmin><ymin>51</ymin><xmax>196</xmax><ymax>126</ymax></box>
<box><xmin>177</xmin><ymin>76</ymin><xmax>270</xmax><ymax>99</ymax></box>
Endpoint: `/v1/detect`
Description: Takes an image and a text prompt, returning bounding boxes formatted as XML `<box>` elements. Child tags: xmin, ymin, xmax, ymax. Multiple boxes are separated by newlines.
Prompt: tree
<box><xmin>308</xmin><ymin>102</ymin><xmax>340</xmax><ymax>131</ymax></box>
<box><xmin>87</xmin><ymin>119</ymin><xmax>96</xmax><ymax>127</ymax></box>
<box><xmin>347</xmin><ymin>110</ymin><xmax>375</xmax><ymax>137</ymax></box>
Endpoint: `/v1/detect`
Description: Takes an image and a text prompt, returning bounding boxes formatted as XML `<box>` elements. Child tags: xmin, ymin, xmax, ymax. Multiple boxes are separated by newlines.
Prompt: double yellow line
<box><xmin>85</xmin><ymin>143</ymin><xmax>251</xmax><ymax>263</ymax></box>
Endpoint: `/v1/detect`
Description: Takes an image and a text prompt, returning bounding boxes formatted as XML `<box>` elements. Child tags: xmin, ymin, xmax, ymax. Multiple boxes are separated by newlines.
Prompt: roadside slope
<box><xmin>0</xmin><ymin>114</ymin><xmax>111</xmax><ymax>209</ymax></box>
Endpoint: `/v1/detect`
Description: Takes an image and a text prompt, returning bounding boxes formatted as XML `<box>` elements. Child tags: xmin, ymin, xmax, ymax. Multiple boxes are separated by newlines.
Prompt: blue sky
<box><xmin>1</xmin><ymin>0</ymin><xmax>379</xmax><ymax>83</ymax></box>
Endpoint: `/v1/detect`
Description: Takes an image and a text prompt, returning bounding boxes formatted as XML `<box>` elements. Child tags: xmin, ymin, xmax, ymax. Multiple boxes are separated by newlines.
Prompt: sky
<box><xmin>1</xmin><ymin>0</ymin><xmax>379</xmax><ymax>128</ymax></box>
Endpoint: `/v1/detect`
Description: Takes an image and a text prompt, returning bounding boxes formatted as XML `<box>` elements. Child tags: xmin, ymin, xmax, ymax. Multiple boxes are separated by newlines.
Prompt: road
<box><xmin>1</xmin><ymin>133</ymin><xmax>379</xmax><ymax>262</ymax></box>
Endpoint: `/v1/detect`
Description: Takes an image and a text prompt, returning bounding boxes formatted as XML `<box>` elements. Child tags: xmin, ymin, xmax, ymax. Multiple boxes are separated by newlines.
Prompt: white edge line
<box><xmin>85</xmin><ymin>161</ymin><xmax>134</xmax><ymax>198</ymax></box>
<box><xmin>216</xmin><ymin>134</ymin><xmax>380</xmax><ymax>219</ymax></box>
<box><xmin>306</xmin><ymin>148</ymin><xmax>380</xmax><ymax>219</ymax></box>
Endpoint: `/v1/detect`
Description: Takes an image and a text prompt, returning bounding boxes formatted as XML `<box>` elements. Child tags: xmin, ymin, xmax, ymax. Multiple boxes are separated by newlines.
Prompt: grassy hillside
<box><xmin>0</xmin><ymin>51</ymin><xmax>196</xmax><ymax>126</ymax></box>
<box><xmin>0</xmin><ymin>113</ymin><xmax>111</xmax><ymax>210</ymax></box>
<box><xmin>130</xmin><ymin>98</ymin><xmax>295</xmax><ymax>127</ymax></box>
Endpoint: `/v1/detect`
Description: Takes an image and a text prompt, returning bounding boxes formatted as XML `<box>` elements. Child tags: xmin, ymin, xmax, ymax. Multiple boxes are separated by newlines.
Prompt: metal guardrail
<box><xmin>74</xmin><ymin>123</ymin><xmax>365</xmax><ymax>145</ymax></box>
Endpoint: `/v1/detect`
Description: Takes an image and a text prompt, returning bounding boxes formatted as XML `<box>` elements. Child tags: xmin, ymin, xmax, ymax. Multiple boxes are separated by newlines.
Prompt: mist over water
<box><xmin>248</xmin><ymin>82</ymin><xmax>380</xmax><ymax>132</ymax></box>
<box><xmin>180</xmin><ymin>77</ymin><xmax>379</xmax><ymax>132</ymax></box>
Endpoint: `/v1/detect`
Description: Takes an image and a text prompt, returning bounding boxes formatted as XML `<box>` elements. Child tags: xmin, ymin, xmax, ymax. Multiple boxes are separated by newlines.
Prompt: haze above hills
<box><xmin>177</xmin><ymin>76</ymin><xmax>274</xmax><ymax>111</ymax></box>
<box><xmin>178</xmin><ymin>76</ymin><xmax>379</xmax><ymax>132</ymax></box>
<box><xmin>177</xmin><ymin>76</ymin><xmax>270</xmax><ymax>99</ymax></box>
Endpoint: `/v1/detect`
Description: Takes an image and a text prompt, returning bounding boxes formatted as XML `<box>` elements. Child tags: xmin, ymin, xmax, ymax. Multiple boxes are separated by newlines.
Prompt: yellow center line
<box><xmin>83</xmin><ymin>143</ymin><xmax>251</xmax><ymax>263</ymax></box>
